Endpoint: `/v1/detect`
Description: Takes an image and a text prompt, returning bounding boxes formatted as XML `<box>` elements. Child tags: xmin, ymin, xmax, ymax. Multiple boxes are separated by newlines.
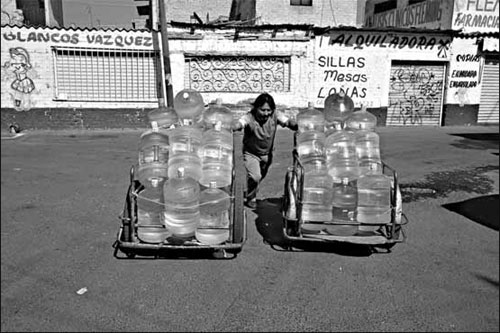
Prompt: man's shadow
<box><xmin>254</xmin><ymin>197</ymin><xmax>374</xmax><ymax>257</ymax></box>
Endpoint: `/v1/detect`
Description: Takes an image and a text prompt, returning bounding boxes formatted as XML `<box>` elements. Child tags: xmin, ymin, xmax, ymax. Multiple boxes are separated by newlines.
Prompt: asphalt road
<box><xmin>1</xmin><ymin>125</ymin><xmax>498</xmax><ymax>332</ymax></box>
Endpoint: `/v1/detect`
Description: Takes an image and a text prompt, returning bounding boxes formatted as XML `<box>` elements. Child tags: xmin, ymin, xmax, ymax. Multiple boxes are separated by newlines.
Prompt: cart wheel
<box><xmin>212</xmin><ymin>249</ymin><xmax>227</xmax><ymax>259</ymax></box>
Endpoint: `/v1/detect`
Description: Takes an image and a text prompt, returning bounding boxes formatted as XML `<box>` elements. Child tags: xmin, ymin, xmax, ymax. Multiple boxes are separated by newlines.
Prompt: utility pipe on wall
<box><xmin>158</xmin><ymin>0</ymin><xmax>174</xmax><ymax>107</ymax></box>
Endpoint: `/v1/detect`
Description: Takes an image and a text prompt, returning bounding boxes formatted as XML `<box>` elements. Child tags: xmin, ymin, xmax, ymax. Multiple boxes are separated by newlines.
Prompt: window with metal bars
<box><xmin>184</xmin><ymin>55</ymin><xmax>291</xmax><ymax>93</ymax></box>
<box><xmin>52</xmin><ymin>46</ymin><xmax>160</xmax><ymax>102</ymax></box>
<box><xmin>291</xmin><ymin>0</ymin><xmax>312</xmax><ymax>6</ymax></box>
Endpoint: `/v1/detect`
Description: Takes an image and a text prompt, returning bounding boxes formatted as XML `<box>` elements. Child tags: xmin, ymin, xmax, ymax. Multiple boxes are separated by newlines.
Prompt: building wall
<box><xmin>165</xmin><ymin>0</ymin><xmax>233</xmax><ymax>23</ymax></box>
<box><xmin>1</xmin><ymin>24</ymin><xmax>498</xmax><ymax>130</ymax></box>
<box><xmin>256</xmin><ymin>0</ymin><xmax>359</xmax><ymax>26</ymax></box>
<box><xmin>1</xmin><ymin>0</ymin><xmax>23</xmax><ymax>26</ymax></box>
<box><xmin>452</xmin><ymin>0</ymin><xmax>500</xmax><ymax>33</ymax></box>
<box><xmin>364</xmin><ymin>0</ymin><xmax>455</xmax><ymax>29</ymax></box>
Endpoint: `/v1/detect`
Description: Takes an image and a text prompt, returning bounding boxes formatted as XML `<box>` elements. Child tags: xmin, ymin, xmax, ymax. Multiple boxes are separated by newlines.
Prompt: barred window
<box><xmin>291</xmin><ymin>0</ymin><xmax>312</xmax><ymax>6</ymax></box>
<box><xmin>184</xmin><ymin>56</ymin><xmax>291</xmax><ymax>93</ymax></box>
<box><xmin>52</xmin><ymin>46</ymin><xmax>160</xmax><ymax>102</ymax></box>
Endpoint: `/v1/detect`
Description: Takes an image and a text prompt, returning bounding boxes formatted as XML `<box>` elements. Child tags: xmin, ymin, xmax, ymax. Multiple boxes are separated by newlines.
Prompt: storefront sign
<box><xmin>365</xmin><ymin>0</ymin><xmax>443</xmax><ymax>28</ymax></box>
<box><xmin>2</xmin><ymin>30</ymin><xmax>155</xmax><ymax>48</ymax></box>
<box><xmin>453</xmin><ymin>0</ymin><xmax>499</xmax><ymax>32</ymax></box>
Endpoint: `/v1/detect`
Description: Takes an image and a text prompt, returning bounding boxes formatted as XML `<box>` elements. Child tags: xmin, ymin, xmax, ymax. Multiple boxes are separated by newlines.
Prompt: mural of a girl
<box><xmin>3</xmin><ymin>47</ymin><xmax>35</xmax><ymax>111</ymax></box>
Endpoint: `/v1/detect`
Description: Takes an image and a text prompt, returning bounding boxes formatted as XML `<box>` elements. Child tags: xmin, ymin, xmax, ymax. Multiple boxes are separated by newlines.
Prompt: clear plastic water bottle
<box><xmin>173</xmin><ymin>89</ymin><xmax>205</xmax><ymax>124</ymax></box>
<box><xmin>296</xmin><ymin>131</ymin><xmax>327</xmax><ymax>174</ymax></box>
<box><xmin>199</xmin><ymin>121</ymin><xmax>233</xmax><ymax>188</ymax></box>
<box><xmin>168</xmin><ymin>125</ymin><xmax>203</xmax><ymax>182</ymax></box>
<box><xmin>137</xmin><ymin>130</ymin><xmax>169</xmax><ymax>187</ymax></box>
<box><xmin>346</xmin><ymin>106</ymin><xmax>382</xmax><ymax>176</ymax></box>
<box><xmin>203</xmin><ymin>98</ymin><xmax>234</xmax><ymax>131</ymax></box>
<box><xmin>296</xmin><ymin>102</ymin><xmax>325</xmax><ymax>133</ymax></box>
<box><xmin>301</xmin><ymin>165</ymin><xmax>333</xmax><ymax>223</ymax></box>
<box><xmin>324</xmin><ymin>128</ymin><xmax>360</xmax><ymax>182</ymax></box>
<box><xmin>196</xmin><ymin>182</ymin><xmax>230</xmax><ymax>245</ymax></box>
<box><xmin>136</xmin><ymin>178</ymin><xmax>170</xmax><ymax>243</ymax></box>
<box><xmin>324</xmin><ymin>92</ymin><xmax>354</xmax><ymax>128</ymax></box>
<box><xmin>353</xmin><ymin>130</ymin><xmax>382</xmax><ymax>176</ymax></box>
<box><xmin>163</xmin><ymin>167</ymin><xmax>200</xmax><ymax>238</ymax></box>
<box><xmin>327</xmin><ymin>177</ymin><xmax>358</xmax><ymax>236</ymax></box>
<box><xmin>357</xmin><ymin>163</ymin><xmax>392</xmax><ymax>232</ymax></box>
<box><xmin>345</xmin><ymin>106</ymin><xmax>377</xmax><ymax>131</ymax></box>
<box><xmin>147</xmin><ymin>106</ymin><xmax>179</xmax><ymax>132</ymax></box>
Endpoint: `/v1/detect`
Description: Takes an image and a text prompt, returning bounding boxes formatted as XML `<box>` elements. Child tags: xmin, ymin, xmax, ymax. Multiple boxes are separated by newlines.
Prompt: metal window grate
<box><xmin>52</xmin><ymin>46</ymin><xmax>160</xmax><ymax>102</ymax></box>
<box><xmin>184</xmin><ymin>56</ymin><xmax>291</xmax><ymax>93</ymax></box>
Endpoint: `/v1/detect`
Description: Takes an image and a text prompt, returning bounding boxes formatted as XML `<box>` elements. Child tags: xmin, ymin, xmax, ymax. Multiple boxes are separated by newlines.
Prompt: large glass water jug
<box><xmin>173</xmin><ymin>89</ymin><xmax>205</xmax><ymax>123</ymax></box>
<box><xmin>324</xmin><ymin>128</ymin><xmax>359</xmax><ymax>182</ymax></box>
<box><xmin>324</xmin><ymin>92</ymin><xmax>354</xmax><ymax>128</ymax></box>
<box><xmin>147</xmin><ymin>106</ymin><xmax>179</xmax><ymax>131</ymax></box>
<box><xmin>196</xmin><ymin>182</ymin><xmax>230</xmax><ymax>245</ymax></box>
<box><xmin>199</xmin><ymin>122</ymin><xmax>233</xmax><ymax>188</ymax></box>
<box><xmin>296</xmin><ymin>103</ymin><xmax>325</xmax><ymax>133</ymax></box>
<box><xmin>357</xmin><ymin>163</ymin><xmax>392</xmax><ymax>232</ymax></box>
<box><xmin>168</xmin><ymin>125</ymin><xmax>203</xmax><ymax>182</ymax></box>
<box><xmin>163</xmin><ymin>167</ymin><xmax>200</xmax><ymax>238</ymax></box>
<box><xmin>137</xmin><ymin>130</ymin><xmax>169</xmax><ymax>187</ymax></box>
<box><xmin>136</xmin><ymin>178</ymin><xmax>170</xmax><ymax>243</ymax></box>
<box><xmin>203</xmin><ymin>99</ymin><xmax>234</xmax><ymax>131</ymax></box>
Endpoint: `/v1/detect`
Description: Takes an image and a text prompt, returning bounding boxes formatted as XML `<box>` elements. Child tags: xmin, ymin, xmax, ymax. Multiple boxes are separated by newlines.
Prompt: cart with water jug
<box><xmin>278</xmin><ymin>143</ymin><xmax>408</xmax><ymax>253</ymax></box>
<box><xmin>113</xmin><ymin>132</ymin><xmax>247</xmax><ymax>259</ymax></box>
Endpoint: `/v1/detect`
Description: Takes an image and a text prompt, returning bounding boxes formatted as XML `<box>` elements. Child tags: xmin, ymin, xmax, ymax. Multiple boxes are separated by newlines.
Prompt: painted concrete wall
<box><xmin>167</xmin><ymin>26</ymin><xmax>312</xmax><ymax>108</ymax></box>
<box><xmin>165</xmin><ymin>0</ymin><xmax>233</xmax><ymax>23</ymax></box>
<box><xmin>365</xmin><ymin>0</ymin><xmax>455</xmax><ymax>28</ymax></box>
<box><xmin>1</xmin><ymin>26</ymin><xmax>160</xmax><ymax>111</ymax></box>
<box><xmin>1</xmin><ymin>24</ymin><xmax>497</xmax><ymax>129</ymax></box>
<box><xmin>313</xmin><ymin>30</ymin><xmax>453</xmax><ymax>108</ymax></box>
<box><xmin>452</xmin><ymin>0</ymin><xmax>499</xmax><ymax>33</ymax></box>
<box><xmin>256</xmin><ymin>0</ymin><xmax>359</xmax><ymax>26</ymax></box>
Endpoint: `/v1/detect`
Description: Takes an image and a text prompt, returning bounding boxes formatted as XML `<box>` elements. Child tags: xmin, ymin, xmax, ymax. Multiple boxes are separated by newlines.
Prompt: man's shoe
<box><xmin>245</xmin><ymin>199</ymin><xmax>257</xmax><ymax>209</ymax></box>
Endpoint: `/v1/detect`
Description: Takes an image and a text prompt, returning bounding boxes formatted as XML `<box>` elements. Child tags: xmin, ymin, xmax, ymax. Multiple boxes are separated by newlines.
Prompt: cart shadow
<box><xmin>113</xmin><ymin>247</ymin><xmax>240</xmax><ymax>260</ymax></box>
<box><xmin>254</xmin><ymin>197</ymin><xmax>374</xmax><ymax>257</ymax></box>
<box><xmin>442</xmin><ymin>194</ymin><xmax>499</xmax><ymax>231</ymax></box>
<box><xmin>449</xmin><ymin>133</ymin><xmax>499</xmax><ymax>155</ymax></box>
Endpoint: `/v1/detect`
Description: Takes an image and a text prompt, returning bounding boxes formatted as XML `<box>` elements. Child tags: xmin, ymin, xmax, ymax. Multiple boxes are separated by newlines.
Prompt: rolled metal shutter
<box><xmin>387</xmin><ymin>61</ymin><xmax>446</xmax><ymax>126</ymax></box>
<box><xmin>478</xmin><ymin>56</ymin><xmax>499</xmax><ymax>124</ymax></box>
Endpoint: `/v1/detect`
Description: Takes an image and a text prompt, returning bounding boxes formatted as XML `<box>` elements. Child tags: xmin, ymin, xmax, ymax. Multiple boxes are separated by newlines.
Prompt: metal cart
<box><xmin>279</xmin><ymin>147</ymin><xmax>408</xmax><ymax>252</ymax></box>
<box><xmin>113</xmin><ymin>133</ymin><xmax>247</xmax><ymax>259</ymax></box>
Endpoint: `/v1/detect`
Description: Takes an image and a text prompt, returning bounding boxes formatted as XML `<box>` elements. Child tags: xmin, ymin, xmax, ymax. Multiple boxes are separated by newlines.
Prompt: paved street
<box><xmin>1</xmin><ymin>125</ymin><xmax>498</xmax><ymax>332</ymax></box>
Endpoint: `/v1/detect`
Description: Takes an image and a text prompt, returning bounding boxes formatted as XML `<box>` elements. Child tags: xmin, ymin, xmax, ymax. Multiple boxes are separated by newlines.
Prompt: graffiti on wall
<box><xmin>388</xmin><ymin>66</ymin><xmax>443</xmax><ymax>125</ymax></box>
<box><xmin>2</xmin><ymin>47</ymin><xmax>36</xmax><ymax>111</ymax></box>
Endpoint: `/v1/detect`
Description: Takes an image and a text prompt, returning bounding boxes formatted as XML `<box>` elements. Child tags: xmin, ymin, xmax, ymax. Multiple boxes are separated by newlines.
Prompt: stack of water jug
<box><xmin>296</xmin><ymin>92</ymin><xmax>391</xmax><ymax>236</ymax></box>
<box><xmin>135</xmin><ymin>89</ymin><xmax>234</xmax><ymax>245</ymax></box>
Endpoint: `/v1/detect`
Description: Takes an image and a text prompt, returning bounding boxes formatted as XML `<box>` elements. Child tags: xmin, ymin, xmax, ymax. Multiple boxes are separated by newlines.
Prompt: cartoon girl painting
<box><xmin>3</xmin><ymin>47</ymin><xmax>35</xmax><ymax>111</ymax></box>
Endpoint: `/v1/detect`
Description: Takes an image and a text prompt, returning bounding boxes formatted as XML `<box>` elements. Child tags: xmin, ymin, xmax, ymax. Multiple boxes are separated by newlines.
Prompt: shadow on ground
<box><xmin>449</xmin><ymin>132</ymin><xmax>499</xmax><ymax>153</ymax></box>
<box><xmin>253</xmin><ymin>197</ymin><xmax>374</xmax><ymax>257</ymax></box>
<box><xmin>442</xmin><ymin>194</ymin><xmax>499</xmax><ymax>231</ymax></box>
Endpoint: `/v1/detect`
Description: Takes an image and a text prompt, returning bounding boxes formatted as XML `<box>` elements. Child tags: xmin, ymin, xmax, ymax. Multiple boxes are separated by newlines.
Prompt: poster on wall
<box><xmin>446</xmin><ymin>39</ymin><xmax>483</xmax><ymax>105</ymax></box>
